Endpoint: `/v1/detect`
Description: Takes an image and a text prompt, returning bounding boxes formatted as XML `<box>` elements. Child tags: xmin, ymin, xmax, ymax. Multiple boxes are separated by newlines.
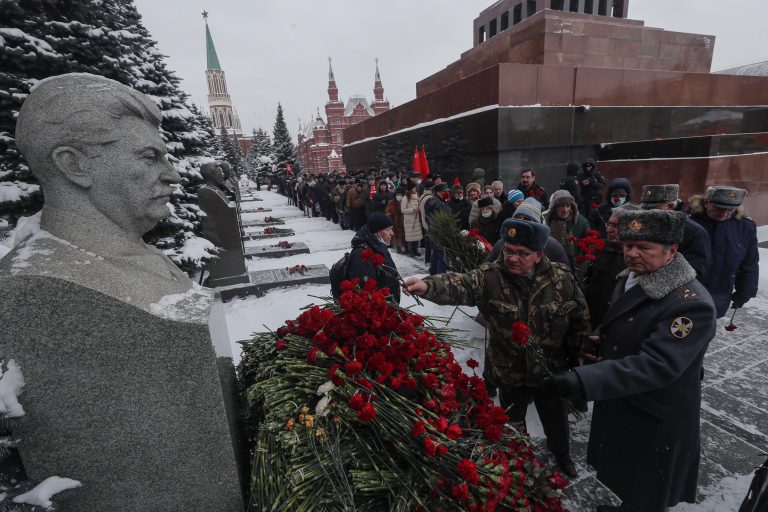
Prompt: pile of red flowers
<box><xmin>286</xmin><ymin>264</ymin><xmax>308</xmax><ymax>275</ymax></box>
<box><xmin>264</xmin><ymin>216</ymin><xmax>278</xmax><ymax>223</ymax></box>
<box><xmin>275</xmin><ymin>240</ymin><xmax>293</xmax><ymax>249</ymax></box>
<box><xmin>250</xmin><ymin>279</ymin><xmax>568</xmax><ymax>511</ymax></box>
<box><xmin>263</xmin><ymin>227</ymin><xmax>275</xmax><ymax>235</ymax></box>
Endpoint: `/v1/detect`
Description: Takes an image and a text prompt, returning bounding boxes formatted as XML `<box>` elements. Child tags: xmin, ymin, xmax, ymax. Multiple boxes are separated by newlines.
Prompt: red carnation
<box><xmin>357</xmin><ymin>402</ymin><xmax>377</xmax><ymax>423</ymax></box>
<box><xmin>466</xmin><ymin>358</ymin><xmax>479</xmax><ymax>370</ymax></box>
<box><xmin>361</xmin><ymin>247</ymin><xmax>385</xmax><ymax>267</ymax></box>
<box><xmin>549</xmin><ymin>471</ymin><xmax>568</xmax><ymax>489</ymax></box>
<box><xmin>307</xmin><ymin>347</ymin><xmax>319</xmax><ymax>363</ymax></box>
<box><xmin>275</xmin><ymin>339</ymin><xmax>287</xmax><ymax>351</ymax></box>
<box><xmin>345</xmin><ymin>360</ymin><xmax>363</xmax><ymax>375</ymax></box>
<box><xmin>468</xmin><ymin>228</ymin><xmax>480</xmax><ymax>237</ymax></box>
<box><xmin>423</xmin><ymin>437</ymin><xmax>438</xmax><ymax>457</ymax></box>
<box><xmin>590</xmin><ymin>202</ymin><xmax>600</xmax><ymax>210</ymax></box>
<box><xmin>484</xmin><ymin>424</ymin><xmax>503</xmax><ymax>442</ymax></box>
<box><xmin>585</xmin><ymin>253</ymin><xmax>597</xmax><ymax>263</ymax></box>
<box><xmin>348</xmin><ymin>393</ymin><xmax>365</xmax><ymax>411</ymax></box>
<box><xmin>329</xmin><ymin>364</ymin><xmax>345</xmax><ymax>385</ymax></box>
<box><xmin>411</xmin><ymin>420</ymin><xmax>426</xmax><ymax>437</ymax></box>
<box><xmin>510</xmin><ymin>321</ymin><xmax>531</xmax><ymax>345</ymax></box>
<box><xmin>457</xmin><ymin>458</ymin><xmax>480</xmax><ymax>485</ymax></box>
<box><xmin>436</xmin><ymin>444</ymin><xmax>448</xmax><ymax>456</ymax></box>
<box><xmin>575</xmin><ymin>255</ymin><xmax>586</xmax><ymax>264</ymax></box>
<box><xmin>446</xmin><ymin>424</ymin><xmax>463</xmax><ymax>440</ymax></box>
<box><xmin>451</xmin><ymin>483</ymin><xmax>470</xmax><ymax>501</ymax></box>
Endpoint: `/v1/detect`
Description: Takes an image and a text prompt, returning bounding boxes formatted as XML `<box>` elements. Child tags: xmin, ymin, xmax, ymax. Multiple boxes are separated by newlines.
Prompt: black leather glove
<box><xmin>731</xmin><ymin>294</ymin><xmax>749</xmax><ymax>309</ymax></box>
<box><xmin>544</xmin><ymin>372</ymin><xmax>587</xmax><ymax>405</ymax></box>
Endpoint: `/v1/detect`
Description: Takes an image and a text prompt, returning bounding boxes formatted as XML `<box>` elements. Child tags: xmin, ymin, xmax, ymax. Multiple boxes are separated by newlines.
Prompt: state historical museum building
<box><xmin>297</xmin><ymin>59</ymin><xmax>390</xmax><ymax>175</ymax></box>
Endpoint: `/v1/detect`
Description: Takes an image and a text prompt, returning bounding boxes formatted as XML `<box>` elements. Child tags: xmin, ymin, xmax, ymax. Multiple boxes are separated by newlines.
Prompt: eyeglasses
<box><xmin>502</xmin><ymin>248</ymin><xmax>535</xmax><ymax>259</ymax></box>
<box><xmin>606</xmin><ymin>222</ymin><xmax>618</xmax><ymax>228</ymax></box>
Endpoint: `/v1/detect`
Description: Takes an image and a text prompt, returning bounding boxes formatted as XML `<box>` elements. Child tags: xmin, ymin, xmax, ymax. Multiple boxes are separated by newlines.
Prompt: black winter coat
<box><xmin>575</xmin><ymin>255</ymin><xmax>716</xmax><ymax>511</ymax></box>
<box><xmin>347</xmin><ymin>226</ymin><xmax>401</xmax><ymax>303</ymax></box>
<box><xmin>448</xmin><ymin>198</ymin><xmax>472</xmax><ymax>230</ymax></box>
<box><xmin>370</xmin><ymin>191</ymin><xmax>394</xmax><ymax>214</ymax></box>
<box><xmin>583</xmin><ymin>243</ymin><xmax>626</xmax><ymax>329</ymax></box>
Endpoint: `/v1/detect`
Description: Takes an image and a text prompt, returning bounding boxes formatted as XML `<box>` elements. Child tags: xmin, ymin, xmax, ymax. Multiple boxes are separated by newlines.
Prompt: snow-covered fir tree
<box><xmin>245</xmin><ymin>128</ymin><xmax>274</xmax><ymax>183</ymax></box>
<box><xmin>271</xmin><ymin>103</ymin><xmax>300</xmax><ymax>175</ymax></box>
<box><xmin>0</xmin><ymin>0</ymin><xmax>217</xmax><ymax>271</ymax></box>
<box><xmin>218</xmin><ymin>127</ymin><xmax>245</xmax><ymax>178</ymax></box>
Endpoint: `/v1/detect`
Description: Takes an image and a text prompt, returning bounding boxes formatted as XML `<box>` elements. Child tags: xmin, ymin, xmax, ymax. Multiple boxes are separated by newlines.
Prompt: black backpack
<box><xmin>740</xmin><ymin>455</ymin><xmax>768</xmax><ymax>512</ymax></box>
<box><xmin>329</xmin><ymin>245</ymin><xmax>363</xmax><ymax>299</ymax></box>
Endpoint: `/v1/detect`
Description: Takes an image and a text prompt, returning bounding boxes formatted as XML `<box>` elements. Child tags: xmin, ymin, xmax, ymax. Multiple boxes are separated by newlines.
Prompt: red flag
<box><xmin>411</xmin><ymin>146</ymin><xmax>422</xmax><ymax>174</ymax></box>
<box><xmin>453</xmin><ymin>176</ymin><xmax>461</xmax><ymax>187</ymax></box>
<box><xmin>419</xmin><ymin>146</ymin><xmax>430</xmax><ymax>180</ymax></box>
<box><xmin>286</xmin><ymin>163</ymin><xmax>295</xmax><ymax>175</ymax></box>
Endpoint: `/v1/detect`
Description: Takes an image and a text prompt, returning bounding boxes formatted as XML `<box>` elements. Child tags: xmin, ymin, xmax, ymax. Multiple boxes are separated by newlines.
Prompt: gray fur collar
<box><xmin>617</xmin><ymin>253</ymin><xmax>696</xmax><ymax>299</ymax></box>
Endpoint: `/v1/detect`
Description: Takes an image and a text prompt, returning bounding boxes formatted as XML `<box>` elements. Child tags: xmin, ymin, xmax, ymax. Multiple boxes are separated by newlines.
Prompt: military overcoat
<box><xmin>574</xmin><ymin>254</ymin><xmax>716</xmax><ymax>512</ymax></box>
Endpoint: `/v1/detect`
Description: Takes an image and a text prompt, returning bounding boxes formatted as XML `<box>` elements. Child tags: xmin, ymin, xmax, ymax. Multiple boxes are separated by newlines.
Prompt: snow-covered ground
<box><xmin>224</xmin><ymin>188</ymin><xmax>768</xmax><ymax>511</ymax></box>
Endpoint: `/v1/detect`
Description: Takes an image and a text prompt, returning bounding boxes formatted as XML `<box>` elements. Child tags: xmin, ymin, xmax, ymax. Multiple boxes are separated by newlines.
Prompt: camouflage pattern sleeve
<box><xmin>422</xmin><ymin>269</ymin><xmax>487</xmax><ymax>307</ymax></box>
<box><xmin>569</xmin><ymin>284</ymin><xmax>594</xmax><ymax>360</ymax></box>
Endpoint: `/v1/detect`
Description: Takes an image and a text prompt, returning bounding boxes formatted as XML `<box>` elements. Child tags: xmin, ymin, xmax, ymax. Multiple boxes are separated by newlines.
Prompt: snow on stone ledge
<box><xmin>149</xmin><ymin>284</ymin><xmax>213</xmax><ymax>324</ymax></box>
<box><xmin>12</xmin><ymin>476</ymin><xmax>82</xmax><ymax>508</ymax></box>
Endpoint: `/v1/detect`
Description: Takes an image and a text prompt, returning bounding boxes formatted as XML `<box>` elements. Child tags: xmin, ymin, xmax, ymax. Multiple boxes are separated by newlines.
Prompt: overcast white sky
<box><xmin>133</xmin><ymin>0</ymin><xmax>768</xmax><ymax>139</ymax></box>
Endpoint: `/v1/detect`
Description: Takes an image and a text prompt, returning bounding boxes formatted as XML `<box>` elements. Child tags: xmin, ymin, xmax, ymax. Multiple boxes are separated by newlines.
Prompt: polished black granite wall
<box><xmin>343</xmin><ymin>105</ymin><xmax>768</xmax><ymax>195</ymax></box>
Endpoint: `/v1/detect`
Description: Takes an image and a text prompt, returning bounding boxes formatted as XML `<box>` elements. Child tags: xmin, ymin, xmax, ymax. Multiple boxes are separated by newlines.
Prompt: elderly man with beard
<box><xmin>548</xmin><ymin>209</ymin><xmax>716</xmax><ymax>512</ymax></box>
<box><xmin>403</xmin><ymin>219</ymin><xmax>591</xmax><ymax>479</ymax></box>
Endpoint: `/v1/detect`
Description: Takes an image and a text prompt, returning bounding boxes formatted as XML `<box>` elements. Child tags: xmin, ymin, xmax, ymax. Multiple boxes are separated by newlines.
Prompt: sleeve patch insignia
<box><xmin>670</xmin><ymin>317</ymin><xmax>693</xmax><ymax>339</ymax></box>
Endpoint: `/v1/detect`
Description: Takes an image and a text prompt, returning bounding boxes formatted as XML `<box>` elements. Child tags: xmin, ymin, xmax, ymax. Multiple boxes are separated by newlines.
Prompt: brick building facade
<box><xmin>297</xmin><ymin>59</ymin><xmax>390</xmax><ymax>175</ymax></box>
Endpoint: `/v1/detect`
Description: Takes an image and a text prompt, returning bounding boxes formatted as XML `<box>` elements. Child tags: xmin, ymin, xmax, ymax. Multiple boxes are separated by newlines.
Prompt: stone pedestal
<box><xmin>0</xmin><ymin>276</ymin><xmax>244</xmax><ymax>512</ymax></box>
<box><xmin>217</xmin><ymin>264</ymin><xmax>330</xmax><ymax>302</ymax></box>
<box><xmin>243</xmin><ymin>241</ymin><xmax>310</xmax><ymax>259</ymax></box>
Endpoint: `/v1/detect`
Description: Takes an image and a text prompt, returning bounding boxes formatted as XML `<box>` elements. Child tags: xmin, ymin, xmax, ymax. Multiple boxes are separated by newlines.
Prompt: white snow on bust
<box><xmin>0</xmin><ymin>359</ymin><xmax>25</xmax><ymax>418</ymax></box>
<box><xmin>149</xmin><ymin>283</ymin><xmax>214</xmax><ymax>324</ymax></box>
<box><xmin>12</xmin><ymin>476</ymin><xmax>81</xmax><ymax>508</ymax></box>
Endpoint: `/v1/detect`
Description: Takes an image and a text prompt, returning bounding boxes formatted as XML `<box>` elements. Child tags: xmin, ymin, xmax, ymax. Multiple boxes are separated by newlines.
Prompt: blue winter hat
<box><xmin>500</xmin><ymin>219</ymin><xmax>550</xmax><ymax>251</ymax></box>
<box><xmin>507</xmin><ymin>189</ymin><xmax>525</xmax><ymax>204</ymax></box>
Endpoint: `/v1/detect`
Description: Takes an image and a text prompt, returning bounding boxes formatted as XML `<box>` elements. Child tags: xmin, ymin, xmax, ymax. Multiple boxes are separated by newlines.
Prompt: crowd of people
<box><xmin>274</xmin><ymin>160</ymin><xmax>760</xmax><ymax>512</ymax></box>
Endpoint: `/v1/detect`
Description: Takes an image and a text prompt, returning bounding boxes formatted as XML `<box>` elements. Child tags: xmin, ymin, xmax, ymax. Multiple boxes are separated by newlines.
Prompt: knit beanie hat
<box><xmin>549</xmin><ymin>189</ymin><xmax>576</xmax><ymax>209</ymax></box>
<box><xmin>513</xmin><ymin>198</ymin><xmax>543</xmax><ymax>223</ymax></box>
<box><xmin>367</xmin><ymin>212</ymin><xmax>394</xmax><ymax>233</ymax></box>
<box><xmin>507</xmin><ymin>189</ymin><xmax>525</xmax><ymax>204</ymax></box>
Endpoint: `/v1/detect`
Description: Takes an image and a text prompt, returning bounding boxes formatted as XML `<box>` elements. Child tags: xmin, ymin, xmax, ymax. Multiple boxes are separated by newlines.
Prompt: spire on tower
<box><xmin>371</xmin><ymin>58</ymin><xmax>390</xmax><ymax>115</ymax></box>
<box><xmin>328</xmin><ymin>57</ymin><xmax>335</xmax><ymax>81</ymax></box>
<box><xmin>375</xmin><ymin>57</ymin><xmax>381</xmax><ymax>82</ymax></box>
<box><xmin>327</xmin><ymin>56</ymin><xmax>340</xmax><ymax>103</ymax></box>
<box><xmin>204</xmin><ymin>15</ymin><xmax>222</xmax><ymax>70</ymax></box>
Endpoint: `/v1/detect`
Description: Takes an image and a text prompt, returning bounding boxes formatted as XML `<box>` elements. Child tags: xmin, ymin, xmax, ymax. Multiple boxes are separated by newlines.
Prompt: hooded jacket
<box><xmin>347</xmin><ymin>225</ymin><xmax>401</xmax><ymax>303</ymax></box>
<box><xmin>588</xmin><ymin>177</ymin><xmax>632</xmax><ymax>236</ymax></box>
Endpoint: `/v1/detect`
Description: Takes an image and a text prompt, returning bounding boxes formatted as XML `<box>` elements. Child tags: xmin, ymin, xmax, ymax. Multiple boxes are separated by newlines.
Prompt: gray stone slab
<box><xmin>0</xmin><ymin>276</ymin><xmax>244</xmax><ymax>511</ymax></box>
<box><xmin>244</xmin><ymin>241</ymin><xmax>310</xmax><ymax>259</ymax></box>
<box><xmin>239</xmin><ymin>207</ymin><xmax>272</xmax><ymax>213</ymax></box>
<box><xmin>702</xmin><ymin>387</ymin><xmax>768</xmax><ymax>449</ymax></box>
<box><xmin>242</xmin><ymin>229</ymin><xmax>295</xmax><ymax>241</ymax></box>
<box><xmin>217</xmin><ymin>265</ymin><xmax>330</xmax><ymax>303</ymax></box>
<box><xmin>561</xmin><ymin>475</ymin><xmax>620</xmax><ymax>510</ymax></box>
<box><xmin>240</xmin><ymin>218</ymin><xmax>286</xmax><ymax>228</ymax></box>
<box><xmin>199</xmin><ymin>185</ymin><xmax>249</xmax><ymax>287</ymax></box>
<box><xmin>238</xmin><ymin>197</ymin><xmax>263</xmax><ymax>203</ymax></box>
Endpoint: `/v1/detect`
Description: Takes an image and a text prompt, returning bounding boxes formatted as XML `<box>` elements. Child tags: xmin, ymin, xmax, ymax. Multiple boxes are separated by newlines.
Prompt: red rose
<box><xmin>348</xmin><ymin>393</ymin><xmax>365</xmax><ymax>411</ymax></box>
<box><xmin>457</xmin><ymin>458</ymin><xmax>480</xmax><ymax>484</ymax></box>
<box><xmin>357</xmin><ymin>402</ymin><xmax>377</xmax><ymax>423</ymax></box>
<box><xmin>446</xmin><ymin>424</ymin><xmax>462</xmax><ymax>440</ymax></box>
<box><xmin>345</xmin><ymin>360</ymin><xmax>363</xmax><ymax>375</ymax></box>
<box><xmin>466</xmin><ymin>358</ymin><xmax>479</xmax><ymax>370</ymax></box>
<box><xmin>411</xmin><ymin>420</ymin><xmax>426</xmax><ymax>437</ymax></box>
<box><xmin>275</xmin><ymin>339</ymin><xmax>287</xmax><ymax>351</ymax></box>
<box><xmin>451</xmin><ymin>483</ymin><xmax>470</xmax><ymax>501</ymax></box>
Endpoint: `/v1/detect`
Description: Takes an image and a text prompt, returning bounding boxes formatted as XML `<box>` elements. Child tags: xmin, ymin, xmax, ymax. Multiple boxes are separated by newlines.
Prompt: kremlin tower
<box><xmin>297</xmin><ymin>59</ymin><xmax>391</xmax><ymax>175</ymax></box>
<box><xmin>203</xmin><ymin>11</ymin><xmax>242</xmax><ymax>136</ymax></box>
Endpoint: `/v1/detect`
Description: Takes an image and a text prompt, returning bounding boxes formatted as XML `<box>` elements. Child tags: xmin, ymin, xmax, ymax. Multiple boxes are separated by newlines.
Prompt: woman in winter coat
<box><xmin>470</xmin><ymin>196</ymin><xmax>500</xmax><ymax>245</ymax></box>
<box><xmin>385</xmin><ymin>187</ymin><xmax>407</xmax><ymax>254</ymax></box>
<box><xmin>347</xmin><ymin>213</ymin><xmax>401</xmax><ymax>304</ymax></box>
<box><xmin>400</xmin><ymin>183</ymin><xmax>423</xmax><ymax>256</ymax></box>
<box><xmin>369</xmin><ymin>181</ymin><xmax>393</xmax><ymax>214</ymax></box>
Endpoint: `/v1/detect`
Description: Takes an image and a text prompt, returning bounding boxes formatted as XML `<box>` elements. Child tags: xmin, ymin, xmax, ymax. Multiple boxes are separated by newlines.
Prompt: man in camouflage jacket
<box><xmin>404</xmin><ymin>219</ymin><xmax>591</xmax><ymax>478</ymax></box>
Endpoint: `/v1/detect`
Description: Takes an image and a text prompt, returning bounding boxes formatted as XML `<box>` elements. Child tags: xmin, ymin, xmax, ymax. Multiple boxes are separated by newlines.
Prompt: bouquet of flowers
<box><xmin>275</xmin><ymin>241</ymin><xmax>294</xmax><ymax>249</ymax></box>
<box><xmin>286</xmin><ymin>264</ymin><xmax>309</xmax><ymax>275</ymax></box>
<box><xmin>239</xmin><ymin>280</ymin><xmax>568</xmax><ymax>512</ymax></box>
<box><xmin>571</xmin><ymin>230</ymin><xmax>606</xmax><ymax>288</ymax></box>
<box><xmin>428</xmin><ymin>210</ymin><xmax>491</xmax><ymax>274</ymax></box>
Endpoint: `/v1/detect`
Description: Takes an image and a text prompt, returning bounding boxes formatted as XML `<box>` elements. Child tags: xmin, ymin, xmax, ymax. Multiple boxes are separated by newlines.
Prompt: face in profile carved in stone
<box><xmin>81</xmin><ymin>116</ymin><xmax>180</xmax><ymax>234</ymax></box>
<box><xmin>201</xmin><ymin>162</ymin><xmax>226</xmax><ymax>189</ymax></box>
<box><xmin>14</xmin><ymin>73</ymin><xmax>181</xmax><ymax>237</ymax></box>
